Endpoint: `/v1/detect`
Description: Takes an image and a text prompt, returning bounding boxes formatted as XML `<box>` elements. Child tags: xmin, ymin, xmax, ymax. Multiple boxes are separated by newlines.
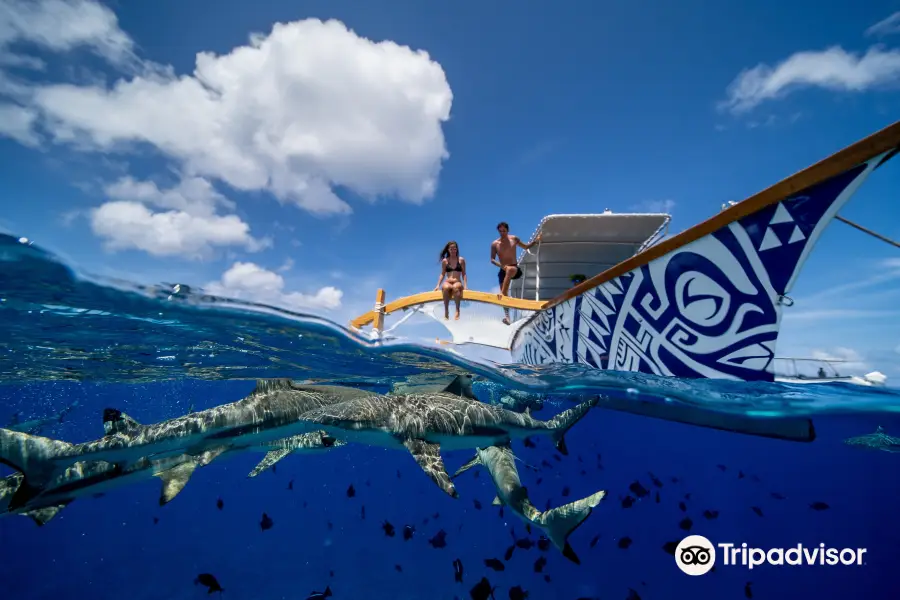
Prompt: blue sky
<box><xmin>0</xmin><ymin>0</ymin><xmax>898</xmax><ymax>377</ymax></box>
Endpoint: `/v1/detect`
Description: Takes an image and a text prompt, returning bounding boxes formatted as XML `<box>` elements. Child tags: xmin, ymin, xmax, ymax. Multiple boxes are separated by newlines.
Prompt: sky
<box><xmin>0</xmin><ymin>0</ymin><xmax>898</xmax><ymax>378</ymax></box>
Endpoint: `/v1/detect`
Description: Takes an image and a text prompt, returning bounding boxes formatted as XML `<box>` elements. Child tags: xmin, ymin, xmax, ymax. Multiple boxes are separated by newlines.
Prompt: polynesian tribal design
<box><xmin>512</xmin><ymin>153</ymin><xmax>893</xmax><ymax>382</ymax></box>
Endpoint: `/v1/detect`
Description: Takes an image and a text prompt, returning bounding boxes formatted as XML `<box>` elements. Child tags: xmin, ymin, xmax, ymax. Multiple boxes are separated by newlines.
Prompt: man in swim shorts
<box><xmin>490</xmin><ymin>221</ymin><xmax>541</xmax><ymax>324</ymax></box>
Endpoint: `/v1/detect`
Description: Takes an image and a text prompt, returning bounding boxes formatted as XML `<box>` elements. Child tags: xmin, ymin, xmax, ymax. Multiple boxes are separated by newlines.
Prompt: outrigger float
<box><xmin>351</xmin><ymin>120</ymin><xmax>900</xmax><ymax>384</ymax></box>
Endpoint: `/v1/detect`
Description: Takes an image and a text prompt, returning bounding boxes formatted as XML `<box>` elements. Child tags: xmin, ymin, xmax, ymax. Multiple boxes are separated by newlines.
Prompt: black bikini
<box><xmin>445</xmin><ymin>260</ymin><xmax>463</xmax><ymax>272</ymax></box>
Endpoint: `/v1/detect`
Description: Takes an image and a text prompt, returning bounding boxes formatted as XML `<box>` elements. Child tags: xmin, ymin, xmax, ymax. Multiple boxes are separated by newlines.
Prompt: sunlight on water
<box><xmin>1</xmin><ymin>233</ymin><xmax>898</xmax><ymax>417</ymax></box>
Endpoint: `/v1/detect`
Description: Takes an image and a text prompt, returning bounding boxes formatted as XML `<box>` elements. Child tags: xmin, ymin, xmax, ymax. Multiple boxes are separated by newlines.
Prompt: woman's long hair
<box><xmin>439</xmin><ymin>241</ymin><xmax>460</xmax><ymax>262</ymax></box>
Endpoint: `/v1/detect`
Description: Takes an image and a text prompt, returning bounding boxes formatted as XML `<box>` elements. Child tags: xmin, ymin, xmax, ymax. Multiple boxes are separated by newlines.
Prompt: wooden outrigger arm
<box><xmin>349</xmin><ymin>289</ymin><xmax>546</xmax><ymax>330</ymax></box>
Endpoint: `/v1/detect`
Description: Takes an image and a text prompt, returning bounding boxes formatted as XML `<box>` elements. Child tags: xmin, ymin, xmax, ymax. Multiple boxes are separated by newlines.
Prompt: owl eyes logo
<box><xmin>675</xmin><ymin>535</ymin><xmax>716</xmax><ymax>575</ymax></box>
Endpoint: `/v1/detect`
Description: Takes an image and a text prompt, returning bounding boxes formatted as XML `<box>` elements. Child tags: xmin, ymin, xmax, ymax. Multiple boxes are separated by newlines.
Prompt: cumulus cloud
<box><xmin>0</xmin><ymin>102</ymin><xmax>38</xmax><ymax>146</ymax></box>
<box><xmin>205</xmin><ymin>261</ymin><xmax>342</xmax><ymax>311</ymax></box>
<box><xmin>3</xmin><ymin>6</ymin><xmax>453</xmax><ymax>216</ymax></box>
<box><xmin>720</xmin><ymin>46</ymin><xmax>900</xmax><ymax>113</ymax></box>
<box><xmin>866</xmin><ymin>12</ymin><xmax>900</xmax><ymax>38</ymax></box>
<box><xmin>0</xmin><ymin>0</ymin><xmax>135</xmax><ymax>67</ymax></box>
<box><xmin>90</xmin><ymin>176</ymin><xmax>269</xmax><ymax>259</ymax></box>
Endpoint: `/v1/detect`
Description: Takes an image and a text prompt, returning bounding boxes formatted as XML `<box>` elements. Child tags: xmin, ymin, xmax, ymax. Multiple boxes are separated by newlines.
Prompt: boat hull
<box><xmin>511</xmin><ymin>154</ymin><xmax>891</xmax><ymax>382</ymax></box>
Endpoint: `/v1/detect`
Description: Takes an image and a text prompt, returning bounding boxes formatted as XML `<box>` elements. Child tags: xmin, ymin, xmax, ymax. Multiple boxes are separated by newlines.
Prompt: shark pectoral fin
<box><xmin>197</xmin><ymin>446</ymin><xmax>228</xmax><ymax>466</ymax></box>
<box><xmin>403</xmin><ymin>439</ymin><xmax>458</xmax><ymax>499</ymax></box>
<box><xmin>102</xmin><ymin>408</ymin><xmax>142</xmax><ymax>436</ymax></box>
<box><xmin>248</xmin><ymin>449</ymin><xmax>291</xmax><ymax>478</ymax></box>
<box><xmin>156</xmin><ymin>462</ymin><xmax>199</xmax><ymax>506</ymax></box>
<box><xmin>492</xmin><ymin>496</ymin><xmax>503</xmax><ymax>506</ymax></box>
<box><xmin>451</xmin><ymin>454</ymin><xmax>482</xmax><ymax>479</ymax></box>
<box><xmin>22</xmin><ymin>503</ymin><xmax>69</xmax><ymax>526</ymax></box>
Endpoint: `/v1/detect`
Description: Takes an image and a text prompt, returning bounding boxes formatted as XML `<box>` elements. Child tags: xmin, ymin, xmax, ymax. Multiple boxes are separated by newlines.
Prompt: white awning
<box><xmin>510</xmin><ymin>212</ymin><xmax>671</xmax><ymax>301</ymax></box>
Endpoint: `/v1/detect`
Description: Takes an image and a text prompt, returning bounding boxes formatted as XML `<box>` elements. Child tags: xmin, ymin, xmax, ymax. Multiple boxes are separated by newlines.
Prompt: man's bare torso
<box><xmin>492</xmin><ymin>236</ymin><xmax>520</xmax><ymax>267</ymax></box>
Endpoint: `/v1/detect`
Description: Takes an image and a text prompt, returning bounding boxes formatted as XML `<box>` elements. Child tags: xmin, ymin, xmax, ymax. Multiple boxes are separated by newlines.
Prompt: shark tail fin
<box><xmin>451</xmin><ymin>454</ymin><xmax>482</xmax><ymax>479</ymax></box>
<box><xmin>546</xmin><ymin>396</ymin><xmax>598</xmax><ymax>455</ymax></box>
<box><xmin>537</xmin><ymin>489</ymin><xmax>606</xmax><ymax>565</ymax></box>
<box><xmin>0</xmin><ymin>428</ymin><xmax>73</xmax><ymax>509</ymax></box>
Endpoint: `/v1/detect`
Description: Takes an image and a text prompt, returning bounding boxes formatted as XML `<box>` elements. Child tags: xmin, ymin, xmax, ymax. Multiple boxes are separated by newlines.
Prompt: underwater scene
<box><xmin>1</xmin><ymin>234</ymin><xmax>899</xmax><ymax>600</ymax></box>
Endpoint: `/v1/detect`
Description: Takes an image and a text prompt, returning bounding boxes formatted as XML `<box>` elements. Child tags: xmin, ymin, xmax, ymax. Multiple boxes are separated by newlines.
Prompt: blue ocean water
<box><xmin>1</xmin><ymin>232</ymin><xmax>898</xmax><ymax>600</ymax></box>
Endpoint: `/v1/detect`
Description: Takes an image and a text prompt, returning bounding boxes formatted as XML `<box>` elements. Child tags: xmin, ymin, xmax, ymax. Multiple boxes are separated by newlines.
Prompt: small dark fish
<box><xmin>621</xmin><ymin>495</ymin><xmax>635</xmax><ymax>509</ymax></box>
<box><xmin>533</xmin><ymin>556</ymin><xmax>547</xmax><ymax>573</ymax></box>
<box><xmin>553</xmin><ymin>454</ymin><xmax>562</xmax><ymax>462</ymax></box>
<box><xmin>346</xmin><ymin>484</ymin><xmax>356</xmax><ymax>498</ymax></box>
<box><xmin>744</xmin><ymin>582</ymin><xmax>753</xmax><ymax>599</ymax></box>
<box><xmin>287</xmin><ymin>480</ymin><xmax>294</xmax><ymax>491</ymax></box>
<box><xmin>429</xmin><ymin>529</ymin><xmax>448</xmax><ymax>548</ymax></box>
<box><xmin>544</xmin><ymin>499</ymin><xmax>552</xmax><ymax>511</ymax></box>
<box><xmin>303</xmin><ymin>501</ymin><xmax>308</xmax><ymax>508</ymax></box>
<box><xmin>470</xmin><ymin>576</ymin><xmax>495</xmax><ymax>600</ymax></box>
<box><xmin>543</xmin><ymin>575</ymin><xmax>551</xmax><ymax>583</ymax></box>
<box><xmin>195</xmin><ymin>573</ymin><xmax>224</xmax><ymax>594</ymax></box>
<box><xmin>515</xmin><ymin>538</ymin><xmax>534</xmax><ymax>550</ymax></box>
<box><xmin>508</xmin><ymin>585</ymin><xmax>529</xmax><ymax>600</ymax></box>
<box><xmin>361</xmin><ymin>505</ymin><xmax>366</xmax><ymax>520</ymax></box>
<box><xmin>395</xmin><ymin>564</ymin><xmax>403</xmax><ymax>573</ymax></box>
<box><xmin>629</xmin><ymin>481</ymin><xmax>649</xmax><ymax>498</ymax></box>
<box><xmin>473</xmin><ymin>499</ymin><xmax>482</xmax><ymax>510</ymax></box>
<box><xmin>499</xmin><ymin>507</ymin><xmax>505</xmax><ymax>518</ymax></box>
<box><xmin>397</xmin><ymin>469</ymin><xmax>402</xmax><ymax>478</ymax></box>
<box><xmin>537</xmin><ymin>537</ymin><xmax>550</xmax><ymax>551</ymax></box>
<box><xmin>655</xmin><ymin>491</ymin><xmax>660</xmax><ymax>504</ymax></box>
<box><xmin>365</xmin><ymin>479</ymin><xmax>371</xmax><ymax>486</ymax></box>
<box><xmin>433</xmin><ymin>512</ymin><xmax>440</xmax><ymax>519</ymax></box>
<box><xmin>561</xmin><ymin>486</ymin><xmax>570</xmax><ymax>497</ymax></box>
<box><xmin>383</xmin><ymin>521</ymin><xmax>395</xmax><ymax>537</ymax></box>
<box><xmin>260</xmin><ymin>513</ymin><xmax>274</xmax><ymax>531</ymax></box>
<box><xmin>525</xmin><ymin>524</ymin><xmax>532</xmax><ymax>535</ymax></box>
<box><xmin>662</xmin><ymin>541</ymin><xmax>678</xmax><ymax>555</ymax></box>
<box><xmin>541</xmin><ymin>459</ymin><xmax>553</xmax><ymax>469</ymax></box>
<box><xmin>626</xmin><ymin>589</ymin><xmax>642</xmax><ymax>600</ymax></box>
<box><xmin>153</xmin><ymin>517</ymin><xmax>159</xmax><ymax>525</ymax></box>
<box><xmin>703</xmin><ymin>509</ymin><xmax>719</xmax><ymax>520</ymax></box>
<box><xmin>329</xmin><ymin>571</ymin><xmax>334</xmax><ymax>577</ymax></box>
<box><xmin>327</xmin><ymin>520</ymin><xmax>333</xmax><ymax>531</ymax></box>
<box><xmin>306</xmin><ymin>586</ymin><xmax>332</xmax><ymax>600</ymax></box>
<box><xmin>590</xmin><ymin>534</ymin><xmax>600</xmax><ymax>548</ymax></box>
<box><xmin>810</xmin><ymin>502</ymin><xmax>830</xmax><ymax>511</ymax></box>
<box><xmin>670</xmin><ymin>476</ymin><xmax>680</xmax><ymax>483</ymax></box>
<box><xmin>684</xmin><ymin>493</ymin><xmax>692</xmax><ymax>500</ymax></box>
<box><xmin>535</xmin><ymin>478</ymin><xmax>543</xmax><ymax>485</ymax></box>
<box><xmin>423</xmin><ymin>517</ymin><xmax>430</xmax><ymax>525</ymax></box>
<box><xmin>648</xmin><ymin>472</ymin><xmax>663</xmax><ymax>488</ymax></box>
<box><xmin>751</xmin><ymin>506</ymin><xmax>764</xmax><ymax>517</ymax></box>
<box><xmin>618</xmin><ymin>536</ymin><xmax>632</xmax><ymax>549</ymax></box>
<box><xmin>271</xmin><ymin>464</ymin><xmax>277</xmax><ymax>474</ymax></box>
<box><xmin>738</xmin><ymin>470</ymin><xmax>745</xmax><ymax>479</ymax></box>
<box><xmin>770</xmin><ymin>492</ymin><xmax>786</xmax><ymax>500</ymax></box>
<box><xmin>717</xmin><ymin>464</ymin><xmax>727</xmax><ymax>471</ymax></box>
<box><xmin>577</xmin><ymin>454</ymin><xmax>583</xmax><ymax>463</ymax></box>
<box><xmin>679</xmin><ymin>517</ymin><xmax>693</xmax><ymax>531</ymax></box>
<box><xmin>474</xmin><ymin>470</ymin><xmax>480</xmax><ymax>479</ymax></box>
<box><xmin>453</xmin><ymin>558</ymin><xmax>464</xmax><ymax>583</ymax></box>
<box><xmin>216</xmin><ymin>498</ymin><xmax>224</xmax><ymax>510</ymax></box>
<box><xmin>484</xmin><ymin>558</ymin><xmax>505</xmax><ymax>571</ymax></box>
<box><xmin>524</xmin><ymin>437</ymin><xmax>536</xmax><ymax>448</ymax></box>
<box><xmin>678</xmin><ymin>501</ymin><xmax>687</xmax><ymax>512</ymax></box>
<box><xmin>504</xmin><ymin>545</ymin><xmax>515</xmax><ymax>561</ymax></box>
<box><xmin>580</xmin><ymin>469</ymin><xmax>587</xmax><ymax>476</ymax></box>
<box><xmin>403</xmin><ymin>525</ymin><xmax>415</xmax><ymax>541</ymax></box>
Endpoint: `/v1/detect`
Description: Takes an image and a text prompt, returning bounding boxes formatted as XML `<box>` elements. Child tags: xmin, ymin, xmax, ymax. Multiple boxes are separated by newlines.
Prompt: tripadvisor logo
<box><xmin>675</xmin><ymin>535</ymin><xmax>867</xmax><ymax>575</ymax></box>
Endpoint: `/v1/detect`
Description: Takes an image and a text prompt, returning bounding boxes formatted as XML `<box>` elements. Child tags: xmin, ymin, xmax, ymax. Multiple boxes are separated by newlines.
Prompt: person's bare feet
<box><xmin>444</xmin><ymin>312</ymin><xmax>449</xmax><ymax>320</ymax></box>
<box><xmin>455</xmin><ymin>311</ymin><xmax>460</xmax><ymax>320</ymax></box>
<box><xmin>502</xmin><ymin>316</ymin><xmax>510</xmax><ymax>325</ymax></box>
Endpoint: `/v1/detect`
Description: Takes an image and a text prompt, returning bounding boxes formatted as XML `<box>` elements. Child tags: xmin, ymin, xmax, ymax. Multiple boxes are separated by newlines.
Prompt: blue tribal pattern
<box><xmin>511</xmin><ymin>156</ymin><xmax>887</xmax><ymax>381</ymax></box>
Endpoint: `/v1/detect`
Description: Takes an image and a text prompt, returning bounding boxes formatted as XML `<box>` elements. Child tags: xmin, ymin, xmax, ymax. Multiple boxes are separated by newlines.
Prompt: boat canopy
<box><xmin>510</xmin><ymin>212</ymin><xmax>671</xmax><ymax>301</ymax></box>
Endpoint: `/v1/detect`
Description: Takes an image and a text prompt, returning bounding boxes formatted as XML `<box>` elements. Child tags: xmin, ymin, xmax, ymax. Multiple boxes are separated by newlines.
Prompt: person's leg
<box><xmin>451</xmin><ymin>282</ymin><xmax>463</xmax><ymax>319</ymax></box>
<box><xmin>441</xmin><ymin>281</ymin><xmax>452</xmax><ymax>319</ymax></box>
<box><xmin>500</xmin><ymin>265</ymin><xmax>516</xmax><ymax>296</ymax></box>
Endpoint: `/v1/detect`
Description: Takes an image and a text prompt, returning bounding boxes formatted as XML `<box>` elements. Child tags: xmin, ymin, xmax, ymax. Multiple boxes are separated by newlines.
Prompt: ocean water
<box><xmin>1</xmin><ymin>232</ymin><xmax>898</xmax><ymax>600</ymax></box>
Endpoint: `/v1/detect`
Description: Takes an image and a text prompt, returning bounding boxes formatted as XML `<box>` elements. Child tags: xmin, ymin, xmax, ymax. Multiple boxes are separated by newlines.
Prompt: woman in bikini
<box><xmin>434</xmin><ymin>241</ymin><xmax>467</xmax><ymax>320</ymax></box>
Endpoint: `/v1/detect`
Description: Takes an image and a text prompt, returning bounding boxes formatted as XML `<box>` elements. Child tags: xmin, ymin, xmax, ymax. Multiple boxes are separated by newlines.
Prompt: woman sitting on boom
<box><xmin>434</xmin><ymin>241</ymin><xmax>467</xmax><ymax>320</ymax></box>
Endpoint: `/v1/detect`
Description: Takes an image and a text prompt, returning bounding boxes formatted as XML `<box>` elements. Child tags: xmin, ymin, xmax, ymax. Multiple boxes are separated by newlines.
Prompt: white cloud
<box><xmin>720</xmin><ymin>46</ymin><xmax>900</xmax><ymax>113</ymax></box>
<box><xmin>0</xmin><ymin>0</ymin><xmax>135</xmax><ymax>67</ymax></box>
<box><xmin>0</xmin><ymin>101</ymin><xmax>38</xmax><ymax>146</ymax></box>
<box><xmin>90</xmin><ymin>176</ymin><xmax>269</xmax><ymax>259</ymax></box>
<box><xmin>866</xmin><ymin>12</ymin><xmax>900</xmax><ymax>38</ymax></box>
<box><xmin>634</xmin><ymin>199</ymin><xmax>676</xmax><ymax>214</ymax></box>
<box><xmin>205</xmin><ymin>261</ymin><xmax>342</xmax><ymax>312</ymax></box>
<box><xmin>5</xmin><ymin>11</ymin><xmax>452</xmax><ymax>216</ymax></box>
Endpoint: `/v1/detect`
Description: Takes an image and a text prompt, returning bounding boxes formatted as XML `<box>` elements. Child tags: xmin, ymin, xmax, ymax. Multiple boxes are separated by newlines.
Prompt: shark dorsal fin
<box><xmin>252</xmin><ymin>379</ymin><xmax>296</xmax><ymax>395</ymax></box>
<box><xmin>102</xmin><ymin>408</ymin><xmax>142</xmax><ymax>436</ymax></box>
<box><xmin>389</xmin><ymin>374</ymin><xmax>476</xmax><ymax>399</ymax></box>
<box><xmin>442</xmin><ymin>374</ymin><xmax>476</xmax><ymax>399</ymax></box>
